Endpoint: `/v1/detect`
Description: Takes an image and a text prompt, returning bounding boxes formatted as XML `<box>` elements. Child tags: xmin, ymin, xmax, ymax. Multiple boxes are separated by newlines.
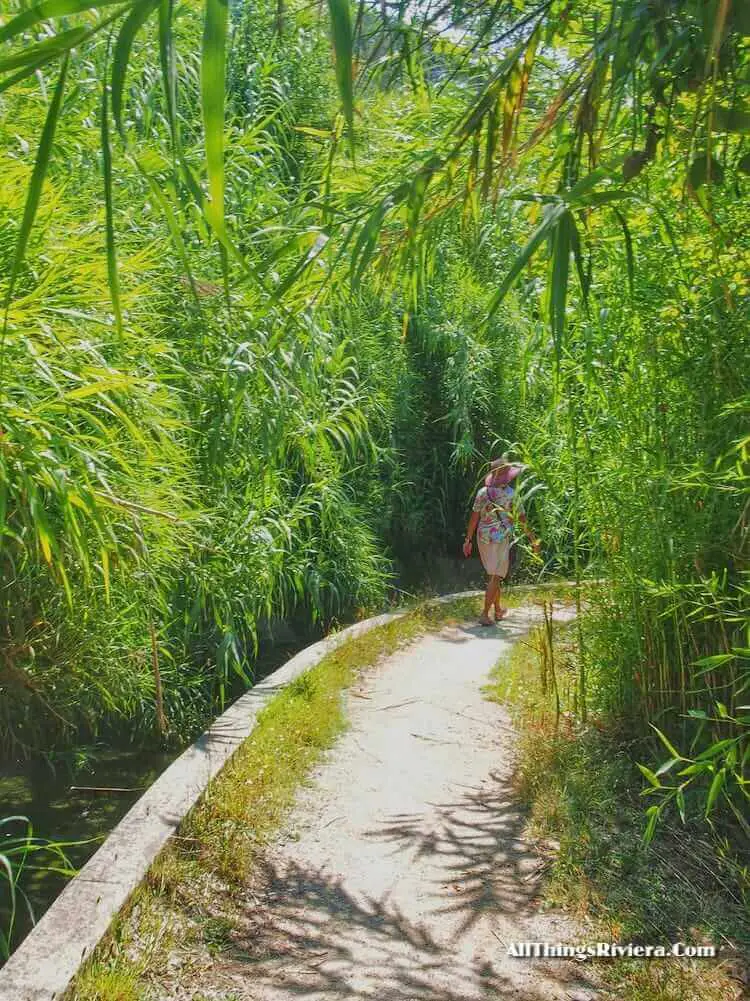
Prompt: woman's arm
<box><xmin>516</xmin><ymin>511</ymin><xmax>541</xmax><ymax>553</ymax></box>
<box><xmin>505</xmin><ymin>501</ymin><xmax>541</xmax><ymax>553</ymax></box>
<box><xmin>463</xmin><ymin>511</ymin><xmax>480</xmax><ymax>557</ymax></box>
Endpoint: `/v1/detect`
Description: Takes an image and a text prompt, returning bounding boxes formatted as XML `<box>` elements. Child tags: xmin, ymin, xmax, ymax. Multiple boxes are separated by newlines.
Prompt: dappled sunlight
<box><xmin>366</xmin><ymin>783</ymin><xmax>542</xmax><ymax>931</ymax></box>
<box><xmin>207</xmin><ymin>849</ymin><xmax>600</xmax><ymax>1001</ymax></box>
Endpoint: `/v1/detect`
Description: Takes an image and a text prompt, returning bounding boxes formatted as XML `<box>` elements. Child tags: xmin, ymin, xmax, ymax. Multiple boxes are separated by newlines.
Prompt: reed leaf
<box><xmin>2</xmin><ymin>53</ymin><xmax>69</xmax><ymax>343</ymax></box>
<box><xmin>159</xmin><ymin>0</ymin><xmax>179</xmax><ymax>149</ymax></box>
<box><xmin>0</xmin><ymin>27</ymin><xmax>87</xmax><ymax>74</ymax></box>
<box><xmin>101</xmin><ymin>52</ymin><xmax>123</xmax><ymax>340</ymax></box>
<box><xmin>111</xmin><ymin>0</ymin><xmax>160</xmax><ymax>134</ymax></box>
<box><xmin>485</xmin><ymin>202</ymin><xmax>567</xmax><ymax>322</ymax></box>
<box><xmin>327</xmin><ymin>0</ymin><xmax>354</xmax><ymax>140</ymax></box>
<box><xmin>201</xmin><ymin>0</ymin><xmax>229</xmax><ymax>231</ymax></box>
<box><xmin>0</xmin><ymin>0</ymin><xmax>134</xmax><ymax>44</ymax></box>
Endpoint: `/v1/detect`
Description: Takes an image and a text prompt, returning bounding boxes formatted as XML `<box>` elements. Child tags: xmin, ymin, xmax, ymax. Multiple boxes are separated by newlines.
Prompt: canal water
<box><xmin>0</xmin><ymin>749</ymin><xmax>176</xmax><ymax>955</ymax></box>
<box><xmin>0</xmin><ymin>625</ymin><xmax>321</xmax><ymax>961</ymax></box>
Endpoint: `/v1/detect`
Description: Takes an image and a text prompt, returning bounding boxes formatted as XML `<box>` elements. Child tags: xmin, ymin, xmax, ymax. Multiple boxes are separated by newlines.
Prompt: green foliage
<box><xmin>0</xmin><ymin>1</ymin><xmax>389</xmax><ymax>757</ymax></box>
<box><xmin>0</xmin><ymin>0</ymin><xmax>519</xmax><ymax>765</ymax></box>
<box><xmin>0</xmin><ymin>815</ymin><xmax>77</xmax><ymax>960</ymax></box>
<box><xmin>0</xmin><ymin>0</ymin><xmax>749</xmax><ymax>949</ymax></box>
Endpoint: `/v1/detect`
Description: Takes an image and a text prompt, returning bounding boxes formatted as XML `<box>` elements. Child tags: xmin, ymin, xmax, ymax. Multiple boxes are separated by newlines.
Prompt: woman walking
<box><xmin>462</xmin><ymin>456</ymin><xmax>540</xmax><ymax>626</ymax></box>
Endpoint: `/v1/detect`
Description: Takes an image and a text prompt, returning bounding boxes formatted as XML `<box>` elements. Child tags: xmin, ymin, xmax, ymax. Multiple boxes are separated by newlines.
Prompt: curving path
<box><xmin>171</xmin><ymin>604</ymin><xmax>602</xmax><ymax>1001</ymax></box>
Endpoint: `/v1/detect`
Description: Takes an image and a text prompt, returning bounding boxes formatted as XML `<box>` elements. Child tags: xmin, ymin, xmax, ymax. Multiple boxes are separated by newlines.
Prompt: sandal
<box><xmin>479</xmin><ymin>614</ymin><xmax>494</xmax><ymax>627</ymax></box>
<box><xmin>494</xmin><ymin>607</ymin><xmax>509</xmax><ymax>620</ymax></box>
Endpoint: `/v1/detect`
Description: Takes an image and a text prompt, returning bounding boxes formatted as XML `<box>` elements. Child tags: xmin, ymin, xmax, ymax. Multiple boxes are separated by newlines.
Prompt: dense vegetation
<box><xmin>0</xmin><ymin>0</ymin><xmax>748</xmax><ymax>960</ymax></box>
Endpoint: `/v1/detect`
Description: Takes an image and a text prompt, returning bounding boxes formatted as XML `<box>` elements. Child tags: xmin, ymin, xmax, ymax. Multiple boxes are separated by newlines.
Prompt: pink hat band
<box><xmin>485</xmin><ymin>463</ymin><xmax>523</xmax><ymax>488</ymax></box>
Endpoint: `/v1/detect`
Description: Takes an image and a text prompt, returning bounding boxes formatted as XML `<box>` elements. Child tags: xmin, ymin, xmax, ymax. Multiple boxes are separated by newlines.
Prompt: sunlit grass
<box><xmin>69</xmin><ymin>969</ymin><xmax>145</xmax><ymax>1001</ymax></box>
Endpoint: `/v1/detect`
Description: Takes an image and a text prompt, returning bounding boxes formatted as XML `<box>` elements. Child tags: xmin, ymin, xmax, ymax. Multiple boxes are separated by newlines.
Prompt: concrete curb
<box><xmin>0</xmin><ymin>591</ymin><xmax>492</xmax><ymax>1001</ymax></box>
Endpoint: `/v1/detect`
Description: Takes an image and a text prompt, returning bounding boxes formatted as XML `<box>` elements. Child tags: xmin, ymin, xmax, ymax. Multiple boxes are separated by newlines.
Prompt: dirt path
<box><xmin>175</xmin><ymin>605</ymin><xmax>602</xmax><ymax>1001</ymax></box>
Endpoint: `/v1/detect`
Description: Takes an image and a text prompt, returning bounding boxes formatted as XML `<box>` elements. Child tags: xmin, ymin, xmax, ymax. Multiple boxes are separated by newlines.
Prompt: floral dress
<box><xmin>472</xmin><ymin>484</ymin><xmax>516</xmax><ymax>544</ymax></box>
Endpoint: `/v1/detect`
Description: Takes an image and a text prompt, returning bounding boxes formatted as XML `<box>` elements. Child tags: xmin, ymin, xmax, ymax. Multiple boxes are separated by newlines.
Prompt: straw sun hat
<box><xmin>484</xmin><ymin>455</ymin><xmax>525</xmax><ymax>488</ymax></box>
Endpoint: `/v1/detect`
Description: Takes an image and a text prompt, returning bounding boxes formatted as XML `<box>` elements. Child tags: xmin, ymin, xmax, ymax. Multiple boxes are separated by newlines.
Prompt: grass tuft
<box><xmin>71</xmin><ymin>969</ymin><xmax>145</xmax><ymax>1001</ymax></box>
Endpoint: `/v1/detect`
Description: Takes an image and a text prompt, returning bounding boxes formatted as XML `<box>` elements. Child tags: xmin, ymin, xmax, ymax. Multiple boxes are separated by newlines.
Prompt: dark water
<box><xmin>0</xmin><ymin>626</ymin><xmax>323</xmax><ymax>960</ymax></box>
<box><xmin>0</xmin><ymin>749</ymin><xmax>176</xmax><ymax>954</ymax></box>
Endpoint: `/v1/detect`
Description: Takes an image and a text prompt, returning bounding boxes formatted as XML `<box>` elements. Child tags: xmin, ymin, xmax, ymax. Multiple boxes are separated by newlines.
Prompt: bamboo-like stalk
<box><xmin>149</xmin><ymin>617</ymin><xmax>168</xmax><ymax>737</ymax></box>
<box><xmin>566</xmin><ymin>359</ymin><xmax>586</xmax><ymax>722</ymax></box>
<box><xmin>543</xmin><ymin>600</ymin><xmax>560</xmax><ymax>729</ymax></box>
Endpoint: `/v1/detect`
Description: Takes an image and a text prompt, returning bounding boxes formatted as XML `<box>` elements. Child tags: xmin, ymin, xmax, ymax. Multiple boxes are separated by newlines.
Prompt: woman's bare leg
<box><xmin>494</xmin><ymin>579</ymin><xmax>507</xmax><ymax>619</ymax></box>
<box><xmin>494</xmin><ymin>547</ymin><xmax>511</xmax><ymax>619</ymax></box>
<box><xmin>482</xmin><ymin>575</ymin><xmax>499</xmax><ymax>622</ymax></box>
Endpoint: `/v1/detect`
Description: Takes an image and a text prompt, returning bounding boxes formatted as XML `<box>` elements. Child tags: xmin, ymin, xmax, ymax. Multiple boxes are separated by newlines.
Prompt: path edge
<box><xmin>0</xmin><ymin>591</ymin><xmax>490</xmax><ymax>1001</ymax></box>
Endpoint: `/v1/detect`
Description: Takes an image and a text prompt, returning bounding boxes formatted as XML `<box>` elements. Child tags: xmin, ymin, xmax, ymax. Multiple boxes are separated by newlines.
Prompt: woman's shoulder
<box><xmin>487</xmin><ymin>483</ymin><xmax>512</xmax><ymax>498</ymax></box>
<box><xmin>474</xmin><ymin>485</ymin><xmax>489</xmax><ymax>502</ymax></box>
<box><xmin>485</xmin><ymin>484</ymin><xmax>514</xmax><ymax>505</ymax></box>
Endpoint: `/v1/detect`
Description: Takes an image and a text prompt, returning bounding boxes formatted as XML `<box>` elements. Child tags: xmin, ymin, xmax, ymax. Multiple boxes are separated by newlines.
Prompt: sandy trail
<box><xmin>179</xmin><ymin>605</ymin><xmax>601</xmax><ymax>1001</ymax></box>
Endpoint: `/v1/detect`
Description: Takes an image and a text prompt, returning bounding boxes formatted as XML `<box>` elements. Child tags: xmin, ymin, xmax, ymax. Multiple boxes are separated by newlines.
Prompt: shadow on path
<box><xmin>213</xmin><ymin>779</ymin><xmax>600</xmax><ymax>1001</ymax></box>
